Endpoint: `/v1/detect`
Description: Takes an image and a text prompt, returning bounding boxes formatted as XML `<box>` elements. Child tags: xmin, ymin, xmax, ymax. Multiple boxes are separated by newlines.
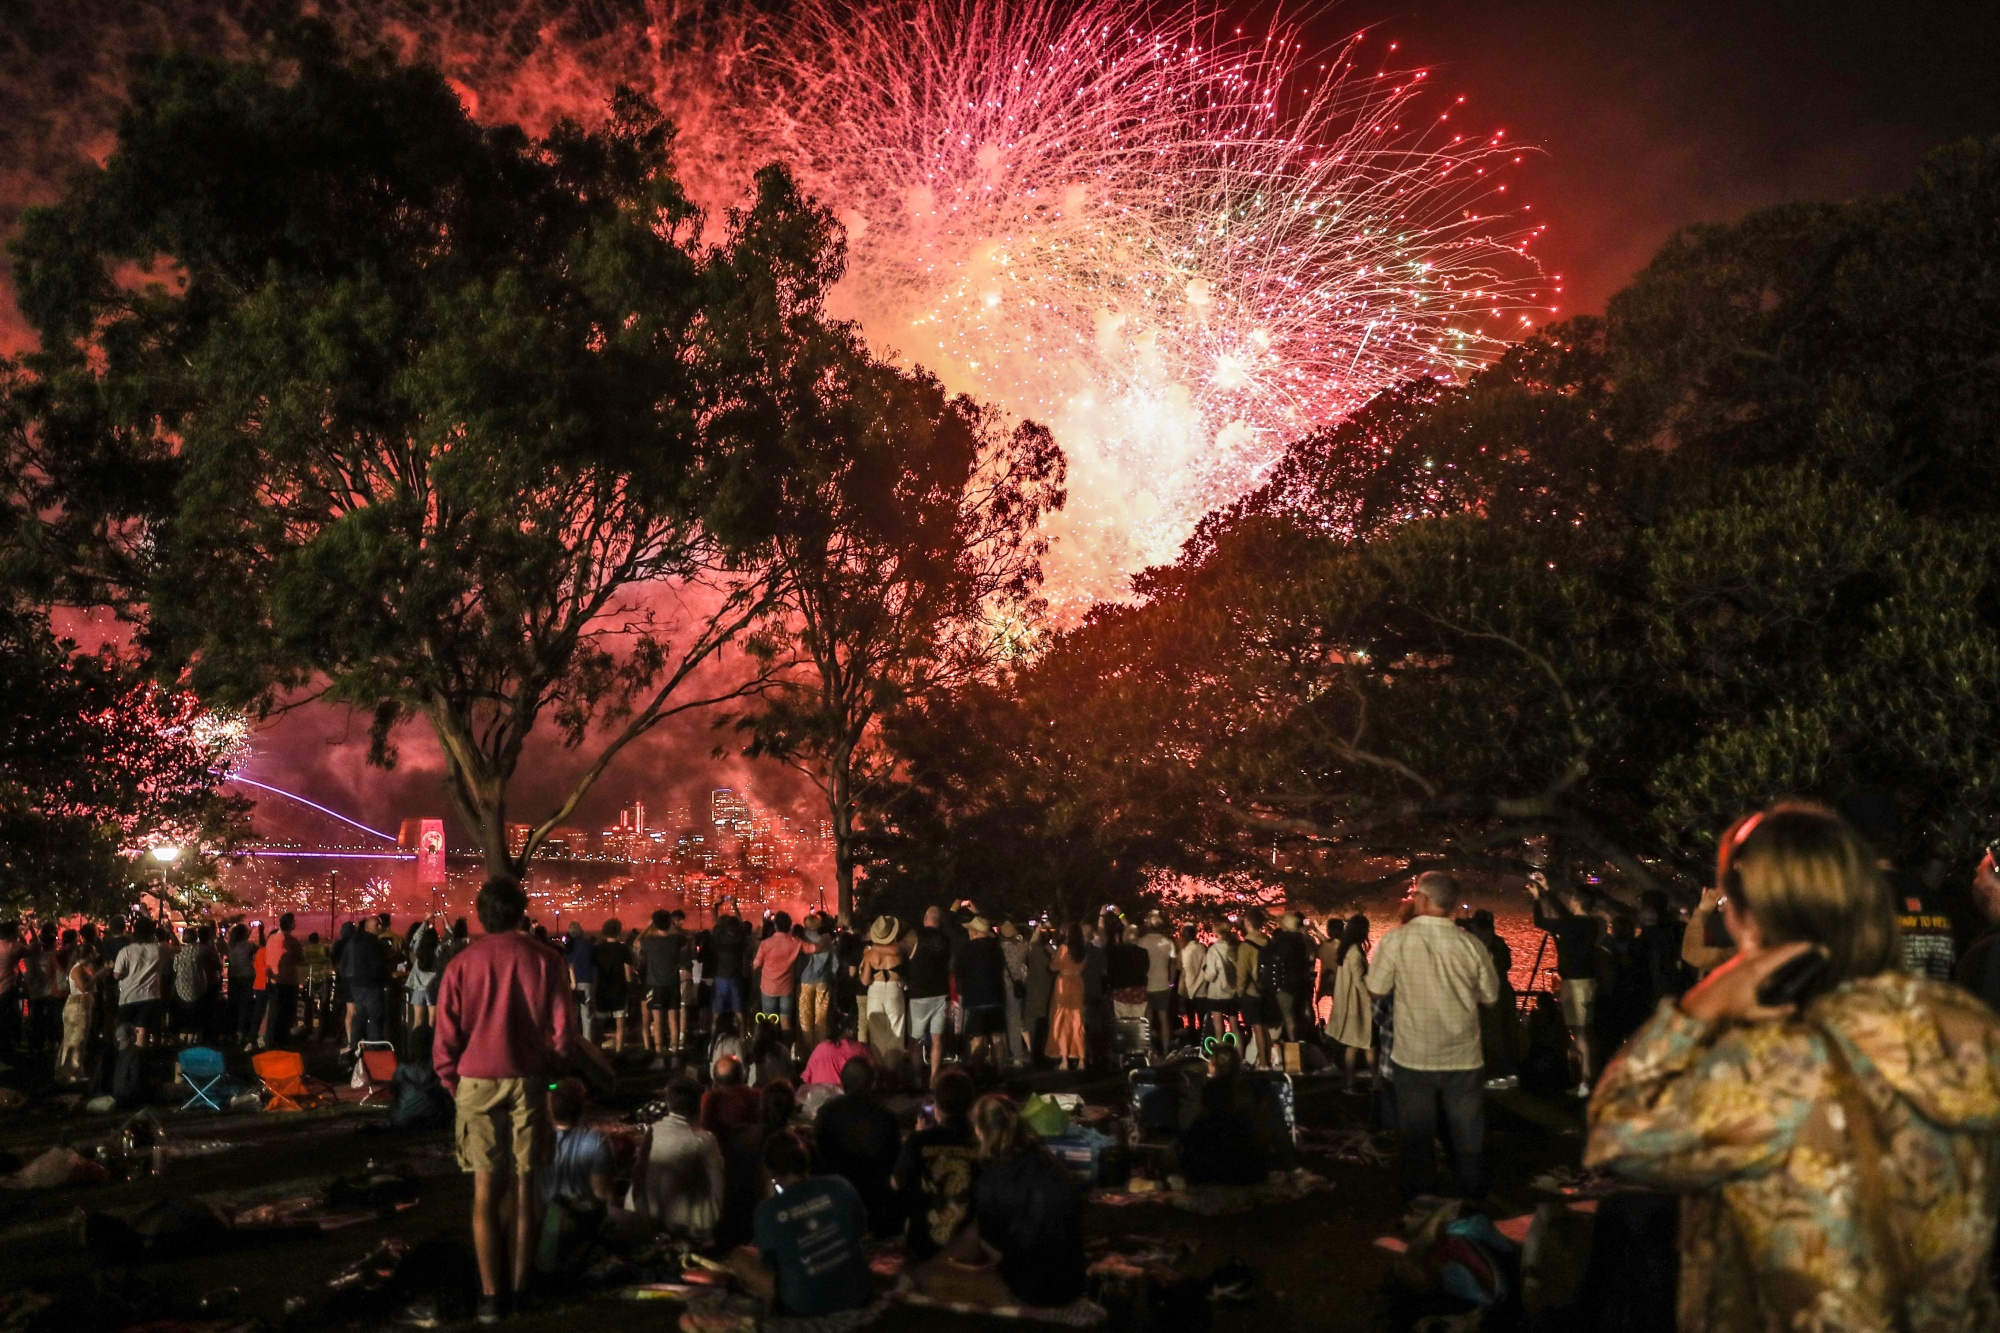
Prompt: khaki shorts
<box><xmin>454</xmin><ymin>1076</ymin><xmax>552</xmax><ymax>1175</ymax></box>
<box><xmin>1559</xmin><ymin>978</ymin><xmax>1598</xmax><ymax>1030</ymax></box>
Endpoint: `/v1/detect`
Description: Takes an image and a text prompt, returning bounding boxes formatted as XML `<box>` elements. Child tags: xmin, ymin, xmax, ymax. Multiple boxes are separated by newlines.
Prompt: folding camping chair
<box><xmin>178</xmin><ymin>1046</ymin><xmax>236</xmax><ymax>1112</ymax></box>
<box><xmin>251</xmin><ymin>1048</ymin><xmax>336</xmax><ymax>1112</ymax></box>
<box><xmin>353</xmin><ymin>1041</ymin><xmax>399</xmax><ymax>1108</ymax></box>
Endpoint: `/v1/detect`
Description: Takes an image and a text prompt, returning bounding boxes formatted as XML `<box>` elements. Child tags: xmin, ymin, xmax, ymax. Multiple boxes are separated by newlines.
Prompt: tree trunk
<box><xmin>830</xmin><ymin>745</ymin><xmax>856</xmax><ymax>926</ymax></box>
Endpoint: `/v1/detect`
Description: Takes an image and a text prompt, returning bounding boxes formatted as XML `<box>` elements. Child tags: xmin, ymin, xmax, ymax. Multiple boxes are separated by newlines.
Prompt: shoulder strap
<box><xmin>1817</xmin><ymin>1024</ymin><xmax>1912</xmax><ymax>1333</ymax></box>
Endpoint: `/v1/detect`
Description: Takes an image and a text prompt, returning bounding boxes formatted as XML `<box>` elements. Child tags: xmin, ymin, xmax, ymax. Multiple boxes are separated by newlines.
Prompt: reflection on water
<box><xmin>217</xmin><ymin>854</ymin><xmax>828</xmax><ymax>935</ymax></box>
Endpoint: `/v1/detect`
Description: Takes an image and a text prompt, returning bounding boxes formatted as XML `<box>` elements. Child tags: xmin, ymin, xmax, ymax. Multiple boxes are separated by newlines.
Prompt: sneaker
<box><xmin>474</xmin><ymin>1295</ymin><xmax>503</xmax><ymax>1326</ymax></box>
<box><xmin>1569</xmin><ymin>1080</ymin><xmax>1592</xmax><ymax>1098</ymax></box>
<box><xmin>1483</xmin><ymin>1075</ymin><xmax>1518</xmax><ymax>1091</ymax></box>
<box><xmin>393</xmin><ymin>1299</ymin><xmax>442</xmax><ymax>1328</ymax></box>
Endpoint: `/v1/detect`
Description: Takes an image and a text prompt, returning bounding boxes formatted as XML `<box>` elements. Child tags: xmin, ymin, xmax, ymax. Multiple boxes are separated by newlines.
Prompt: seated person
<box><xmin>703</xmin><ymin>1056</ymin><xmax>767</xmax><ymax>1249</ymax></box>
<box><xmin>893</xmin><ymin>1068</ymin><xmax>980</xmax><ymax>1261</ymax></box>
<box><xmin>724</xmin><ymin>1129</ymin><xmax>875</xmax><ymax>1317</ymax></box>
<box><xmin>539</xmin><ymin>1077</ymin><xmax>615</xmax><ymax>1278</ymax></box>
<box><xmin>87</xmin><ymin>1024</ymin><xmax>148</xmax><ymax>1112</ymax></box>
<box><xmin>912</xmin><ymin>1094</ymin><xmax>1086</xmax><ymax>1310</ymax></box>
<box><xmin>628</xmin><ymin>1079</ymin><xmax>725</xmax><ymax>1243</ymax></box>
<box><xmin>700</xmin><ymin>1054</ymin><xmax>764</xmax><ymax>1140</ymax></box>
<box><xmin>800</xmin><ymin>1012</ymin><xmax>874</xmax><ymax>1087</ymax></box>
<box><xmin>811</xmin><ymin>1056</ymin><xmax>903</xmax><ymax>1236</ymax></box>
<box><xmin>747</xmin><ymin>1016</ymin><xmax>798</xmax><ymax>1088</ymax></box>
<box><xmin>1174</xmin><ymin>1044</ymin><xmax>1273</xmax><ymax>1185</ymax></box>
<box><xmin>708</xmin><ymin>1012</ymin><xmax>749</xmax><ymax>1072</ymax></box>
<box><xmin>385</xmin><ymin>1023</ymin><xmax>453</xmax><ymax>1132</ymax></box>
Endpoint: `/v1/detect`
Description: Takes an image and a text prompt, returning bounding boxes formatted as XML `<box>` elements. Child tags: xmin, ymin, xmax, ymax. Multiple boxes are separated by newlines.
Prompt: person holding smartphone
<box><xmin>1587</xmin><ymin>803</ymin><xmax>2000</xmax><ymax>1333</ymax></box>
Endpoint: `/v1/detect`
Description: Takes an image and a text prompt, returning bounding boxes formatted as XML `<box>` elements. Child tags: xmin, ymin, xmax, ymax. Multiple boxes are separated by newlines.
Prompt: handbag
<box><xmin>1818</xmin><ymin>1023</ymin><xmax>1913</xmax><ymax>1333</ymax></box>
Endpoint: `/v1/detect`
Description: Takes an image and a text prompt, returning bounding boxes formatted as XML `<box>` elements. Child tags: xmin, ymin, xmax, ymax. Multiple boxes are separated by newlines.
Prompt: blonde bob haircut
<box><xmin>1718</xmin><ymin>802</ymin><xmax>1899</xmax><ymax>983</ymax></box>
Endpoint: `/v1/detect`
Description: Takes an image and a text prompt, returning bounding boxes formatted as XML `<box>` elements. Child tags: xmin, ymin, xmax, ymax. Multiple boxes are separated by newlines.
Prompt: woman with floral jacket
<box><xmin>1586</xmin><ymin>803</ymin><xmax>2000</xmax><ymax>1333</ymax></box>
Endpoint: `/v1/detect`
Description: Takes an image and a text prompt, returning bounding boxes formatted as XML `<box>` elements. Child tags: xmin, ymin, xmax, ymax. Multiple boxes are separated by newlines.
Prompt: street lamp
<box><xmin>150</xmin><ymin>844</ymin><xmax>182</xmax><ymax>864</ymax></box>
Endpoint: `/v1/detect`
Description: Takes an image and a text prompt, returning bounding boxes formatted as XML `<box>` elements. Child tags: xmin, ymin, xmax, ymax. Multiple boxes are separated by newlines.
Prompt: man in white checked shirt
<box><xmin>1366</xmin><ymin>871</ymin><xmax>1499</xmax><ymax>1200</ymax></box>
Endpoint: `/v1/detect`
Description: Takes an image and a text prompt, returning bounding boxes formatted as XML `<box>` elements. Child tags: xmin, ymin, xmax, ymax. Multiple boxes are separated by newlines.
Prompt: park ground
<box><xmin>0</xmin><ymin>1048</ymin><xmax>1597</xmax><ymax>1333</ymax></box>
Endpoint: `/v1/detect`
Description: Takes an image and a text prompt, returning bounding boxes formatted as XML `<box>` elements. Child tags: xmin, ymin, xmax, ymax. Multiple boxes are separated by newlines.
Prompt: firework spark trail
<box><xmin>11</xmin><ymin>0</ymin><xmax>1552</xmax><ymax>607</ymax></box>
<box><xmin>719</xmin><ymin>1</ymin><xmax>1548</xmax><ymax>599</ymax></box>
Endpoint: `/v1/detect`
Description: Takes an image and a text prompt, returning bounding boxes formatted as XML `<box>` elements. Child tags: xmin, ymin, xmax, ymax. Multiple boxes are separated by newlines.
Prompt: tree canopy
<box><xmin>872</xmin><ymin>137</ymin><xmax>2000</xmax><ymax>911</ymax></box>
<box><xmin>708</xmin><ymin>170</ymin><xmax>1065</xmax><ymax>922</ymax></box>
<box><xmin>5</xmin><ymin>31</ymin><xmax>836</xmax><ymax>877</ymax></box>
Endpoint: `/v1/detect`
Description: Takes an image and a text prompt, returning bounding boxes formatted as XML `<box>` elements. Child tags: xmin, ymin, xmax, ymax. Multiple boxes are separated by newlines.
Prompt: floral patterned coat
<box><xmin>1585</xmin><ymin>973</ymin><xmax>2000</xmax><ymax>1333</ymax></box>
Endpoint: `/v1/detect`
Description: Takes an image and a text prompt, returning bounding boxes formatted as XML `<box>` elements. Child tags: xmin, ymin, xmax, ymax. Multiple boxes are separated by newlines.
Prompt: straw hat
<box><xmin>967</xmin><ymin>916</ymin><xmax>992</xmax><ymax>936</ymax></box>
<box><xmin>998</xmin><ymin>920</ymin><xmax>1020</xmax><ymax>939</ymax></box>
<box><xmin>868</xmin><ymin>915</ymin><xmax>901</xmax><ymax>945</ymax></box>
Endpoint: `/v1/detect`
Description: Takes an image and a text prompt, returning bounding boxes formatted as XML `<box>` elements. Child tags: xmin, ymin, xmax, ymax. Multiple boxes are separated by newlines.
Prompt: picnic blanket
<box><xmin>1090</xmin><ymin>1167</ymin><xmax>1332</xmax><ymax>1215</ymax></box>
<box><xmin>676</xmin><ymin>1290</ymin><xmax>888</xmax><ymax>1333</ymax></box>
<box><xmin>893</xmin><ymin>1278</ymin><xmax>1107</xmax><ymax>1327</ymax></box>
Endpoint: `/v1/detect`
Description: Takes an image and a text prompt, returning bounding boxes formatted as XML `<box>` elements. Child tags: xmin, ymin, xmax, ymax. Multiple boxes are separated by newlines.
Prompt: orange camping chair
<box><xmin>355</xmin><ymin>1041</ymin><xmax>399</xmax><ymax>1108</ymax></box>
<box><xmin>252</xmin><ymin>1048</ymin><xmax>335</xmax><ymax>1112</ymax></box>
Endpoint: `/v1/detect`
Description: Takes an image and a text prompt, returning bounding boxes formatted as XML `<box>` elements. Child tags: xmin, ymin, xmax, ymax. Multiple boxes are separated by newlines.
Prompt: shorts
<box><xmin>1274</xmin><ymin>991</ymin><xmax>1303</xmax><ymax>1027</ymax></box>
<box><xmin>759</xmin><ymin>993</ymin><xmax>796</xmax><ymax>1018</ymax></box>
<box><xmin>908</xmin><ymin>995</ymin><xmax>950</xmax><ymax>1040</ymax></box>
<box><xmin>647</xmin><ymin>984</ymin><xmax>680</xmax><ymax>1012</ymax></box>
<box><xmin>1559</xmin><ymin>978</ymin><xmax>1598</xmax><ymax>1029</ymax></box>
<box><xmin>593</xmin><ymin>988</ymin><xmax>628</xmax><ymax>1016</ymax></box>
<box><xmin>712</xmin><ymin>977</ymin><xmax>746</xmax><ymax>1014</ymax></box>
<box><xmin>117</xmin><ymin>1000</ymin><xmax>162</xmax><ymax>1029</ymax></box>
<box><xmin>454</xmin><ymin>1076</ymin><xmax>552</xmax><ymax>1175</ymax></box>
<box><xmin>1239</xmin><ymin>994</ymin><xmax>1267</xmax><ymax>1026</ymax></box>
<box><xmin>1146</xmin><ymin>990</ymin><xmax>1172</xmax><ymax>1012</ymax></box>
<box><xmin>962</xmin><ymin>1004</ymin><xmax>1005</xmax><ymax>1037</ymax></box>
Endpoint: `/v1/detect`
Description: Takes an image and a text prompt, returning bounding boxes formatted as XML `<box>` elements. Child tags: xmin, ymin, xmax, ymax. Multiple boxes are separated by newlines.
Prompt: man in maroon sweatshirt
<box><xmin>434</xmin><ymin>877</ymin><xmax>576</xmax><ymax>1322</ymax></box>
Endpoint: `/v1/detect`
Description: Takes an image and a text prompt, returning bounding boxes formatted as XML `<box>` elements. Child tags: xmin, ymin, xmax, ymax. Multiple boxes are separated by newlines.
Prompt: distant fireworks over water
<box><xmin>359</xmin><ymin>0</ymin><xmax>1553</xmax><ymax>605</ymax></box>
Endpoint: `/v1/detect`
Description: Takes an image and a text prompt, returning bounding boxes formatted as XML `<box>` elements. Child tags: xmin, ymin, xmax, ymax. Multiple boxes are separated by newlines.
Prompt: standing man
<box><xmin>1528</xmin><ymin>873</ymin><xmax>1603</xmax><ymax>1097</ymax></box>
<box><xmin>952</xmin><ymin>917</ymin><xmax>1008</xmax><ymax>1071</ymax></box>
<box><xmin>0</xmin><ymin>921</ymin><xmax>27</xmax><ymax>1056</ymax></box>
<box><xmin>1366</xmin><ymin>872</ymin><xmax>1498</xmax><ymax>1201</ymax></box>
<box><xmin>564</xmin><ymin>922</ymin><xmax>598</xmax><ymax>1046</ymax></box>
<box><xmin>1136</xmin><ymin>911</ymin><xmax>1179</xmax><ymax>1058</ymax></box>
<box><xmin>339</xmin><ymin>913</ymin><xmax>390</xmax><ymax>1055</ymax></box>
<box><xmin>1260</xmin><ymin>912</ymin><xmax>1314</xmax><ymax>1062</ymax></box>
<box><xmin>260</xmin><ymin>913</ymin><xmax>304</xmax><ymax>1050</ymax></box>
<box><xmin>1235</xmin><ymin>911</ymin><xmax>1270</xmax><ymax>1065</ymax></box>
<box><xmin>798</xmin><ymin>913</ymin><xmax>838</xmax><ymax>1049</ymax></box>
<box><xmin>111</xmin><ymin>919</ymin><xmax>169</xmax><ymax>1049</ymax></box>
<box><xmin>708</xmin><ymin>902</ymin><xmax>749</xmax><ymax>1026</ymax></box>
<box><xmin>434</xmin><ymin>877</ymin><xmax>576</xmax><ymax>1325</ymax></box>
<box><xmin>905</xmin><ymin>906</ymin><xmax>953</xmax><ymax>1089</ymax></box>
<box><xmin>641</xmin><ymin>910</ymin><xmax>685</xmax><ymax>1066</ymax></box>
<box><xmin>998</xmin><ymin>919</ymin><xmax>1031</xmax><ymax>1068</ymax></box>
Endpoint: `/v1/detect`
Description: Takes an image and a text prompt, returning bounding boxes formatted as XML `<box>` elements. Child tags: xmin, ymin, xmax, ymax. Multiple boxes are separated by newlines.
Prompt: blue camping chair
<box><xmin>178</xmin><ymin>1046</ymin><xmax>237</xmax><ymax>1111</ymax></box>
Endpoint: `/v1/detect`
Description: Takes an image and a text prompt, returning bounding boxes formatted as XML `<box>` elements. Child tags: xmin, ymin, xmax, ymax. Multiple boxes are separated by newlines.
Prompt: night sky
<box><xmin>13</xmin><ymin>0</ymin><xmax>2000</xmax><ymax>841</ymax></box>
<box><xmin>1320</xmin><ymin>0</ymin><xmax>2000</xmax><ymax>315</ymax></box>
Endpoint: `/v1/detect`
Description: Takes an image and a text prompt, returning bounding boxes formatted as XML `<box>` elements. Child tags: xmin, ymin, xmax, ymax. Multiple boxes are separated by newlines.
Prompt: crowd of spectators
<box><xmin>9</xmin><ymin>805</ymin><xmax>2000</xmax><ymax>1328</ymax></box>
